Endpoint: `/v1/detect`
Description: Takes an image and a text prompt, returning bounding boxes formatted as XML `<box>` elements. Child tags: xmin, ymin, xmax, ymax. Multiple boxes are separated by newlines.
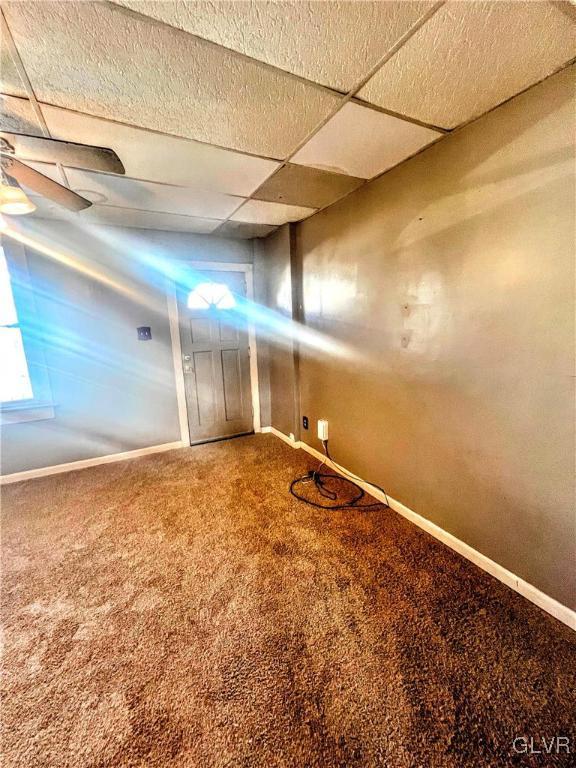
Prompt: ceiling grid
<box><xmin>0</xmin><ymin>7</ymin><xmax>72</xmax><ymax>191</ymax></box>
<box><xmin>0</xmin><ymin>0</ymin><xmax>574</xmax><ymax>237</ymax></box>
<box><xmin>211</xmin><ymin>0</ymin><xmax>447</xmax><ymax>232</ymax></box>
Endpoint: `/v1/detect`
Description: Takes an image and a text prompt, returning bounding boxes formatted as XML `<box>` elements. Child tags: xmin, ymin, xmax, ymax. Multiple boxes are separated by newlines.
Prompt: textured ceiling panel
<box><xmin>253</xmin><ymin>163</ymin><xmax>364</xmax><ymax>209</ymax></box>
<box><xmin>24</xmin><ymin>194</ymin><xmax>66</xmax><ymax>221</ymax></box>
<box><xmin>16</xmin><ymin>159</ymin><xmax>240</xmax><ymax>223</ymax></box>
<box><xmin>23</xmin><ymin>161</ymin><xmax>240</xmax><ymax>219</ymax></box>
<box><xmin>2</xmin><ymin>1</ymin><xmax>341</xmax><ymax>158</ymax></box>
<box><xmin>291</xmin><ymin>102</ymin><xmax>442</xmax><ymax>179</ymax></box>
<box><xmin>230</xmin><ymin>199</ymin><xmax>316</xmax><ymax>226</ymax></box>
<box><xmin>358</xmin><ymin>0</ymin><xmax>576</xmax><ymax>129</ymax></box>
<box><xmin>37</xmin><ymin>101</ymin><xmax>279</xmax><ymax>196</ymax></box>
<box><xmin>65</xmin><ymin>168</ymin><xmax>240</xmax><ymax>219</ymax></box>
<box><xmin>0</xmin><ymin>94</ymin><xmax>43</xmax><ymax>136</ymax></box>
<box><xmin>217</xmin><ymin>221</ymin><xmax>277</xmax><ymax>240</ymax></box>
<box><xmin>82</xmin><ymin>207</ymin><xmax>221</xmax><ymax>234</ymax></box>
<box><xmin>112</xmin><ymin>0</ymin><xmax>433</xmax><ymax>92</ymax></box>
<box><xmin>0</xmin><ymin>39</ymin><xmax>27</xmax><ymax>97</ymax></box>
<box><xmin>29</xmin><ymin>197</ymin><xmax>221</xmax><ymax>234</ymax></box>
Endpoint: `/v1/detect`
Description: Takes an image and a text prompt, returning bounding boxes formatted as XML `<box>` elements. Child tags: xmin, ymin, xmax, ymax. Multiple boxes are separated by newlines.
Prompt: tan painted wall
<box><xmin>294</xmin><ymin>66</ymin><xmax>575</xmax><ymax>608</ymax></box>
<box><xmin>258</xmin><ymin>225</ymin><xmax>298</xmax><ymax>437</ymax></box>
<box><xmin>1</xmin><ymin>221</ymin><xmax>254</xmax><ymax>474</ymax></box>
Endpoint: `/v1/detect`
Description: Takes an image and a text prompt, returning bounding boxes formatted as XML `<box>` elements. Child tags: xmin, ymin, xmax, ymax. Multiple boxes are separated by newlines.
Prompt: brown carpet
<box><xmin>2</xmin><ymin>434</ymin><xmax>575</xmax><ymax>768</ymax></box>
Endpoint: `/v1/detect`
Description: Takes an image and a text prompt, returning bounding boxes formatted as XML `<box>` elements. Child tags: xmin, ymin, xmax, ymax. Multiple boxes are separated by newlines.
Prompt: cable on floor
<box><xmin>290</xmin><ymin>440</ymin><xmax>390</xmax><ymax>511</ymax></box>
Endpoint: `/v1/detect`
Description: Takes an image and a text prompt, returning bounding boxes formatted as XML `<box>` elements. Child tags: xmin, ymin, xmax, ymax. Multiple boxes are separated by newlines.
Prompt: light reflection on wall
<box><xmin>2</xmin><ymin>215</ymin><xmax>359</xmax><ymax>367</ymax></box>
<box><xmin>276</xmin><ymin>266</ymin><xmax>292</xmax><ymax>314</ymax></box>
<box><xmin>303</xmin><ymin>265</ymin><xmax>358</xmax><ymax>318</ymax></box>
<box><xmin>399</xmin><ymin>271</ymin><xmax>447</xmax><ymax>356</ymax></box>
<box><xmin>3</xmin><ymin>220</ymin><xmax>141</xmax><ymax>302</ymax></box>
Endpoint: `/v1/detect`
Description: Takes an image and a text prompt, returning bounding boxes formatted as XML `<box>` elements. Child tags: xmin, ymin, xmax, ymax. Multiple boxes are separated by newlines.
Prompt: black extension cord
<box><xmin>289</xmin><ymin>440</ymin><xmax>390</xmax><ymax>511</ymax></box>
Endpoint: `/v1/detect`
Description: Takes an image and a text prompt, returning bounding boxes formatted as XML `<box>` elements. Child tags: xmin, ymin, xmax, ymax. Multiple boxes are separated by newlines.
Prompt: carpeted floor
<box><xmin>2</xmin><ymin>434</ymin><xmax>575</xmax><ymax>768</ymax></box>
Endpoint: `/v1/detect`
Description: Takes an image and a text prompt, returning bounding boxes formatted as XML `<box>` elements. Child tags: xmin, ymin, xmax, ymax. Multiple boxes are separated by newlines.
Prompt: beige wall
<box><xmin>1</xmin><ymin>220</ymin><xmax>254</xmax><ymax>474</ymax></box>
<box><xmin>259</xmin><ymin>225</ymin><xmax>298</xmax><ymax>437</ymax></box>
<box><xmin>291</xmin><ymin>66</ymin><xmax>575</xmax><ymax>608</ymax></box>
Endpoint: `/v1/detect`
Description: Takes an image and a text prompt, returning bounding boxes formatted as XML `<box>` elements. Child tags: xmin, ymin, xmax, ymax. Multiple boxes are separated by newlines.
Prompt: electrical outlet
<box><xmin>302</xmin><ymin>416</ymin><xmax>309</xmax><ymax>429</ymax></box>
<box><xmin>317</xmin><ymin>419</ymin><xmax>329</xmax><ymax>441</ymax></box>
<box><xmin>137</xmin><ymin>326</ymin><xmax>152</xmax><ymax>340</ymax></box>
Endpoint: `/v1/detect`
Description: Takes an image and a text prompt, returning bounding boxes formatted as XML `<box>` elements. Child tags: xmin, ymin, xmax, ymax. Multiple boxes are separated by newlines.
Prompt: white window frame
<box><xmin>0</xmin><ymin>237</ymin><xmax>55</xmax><ymax>425</ymax></box>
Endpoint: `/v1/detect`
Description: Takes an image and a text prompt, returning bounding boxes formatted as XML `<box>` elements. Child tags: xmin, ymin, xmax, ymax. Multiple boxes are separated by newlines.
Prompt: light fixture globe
<box><xmin>0</xmin><ymin>183</ymin><xmax>36</xmax><ymax>215</ymax></box>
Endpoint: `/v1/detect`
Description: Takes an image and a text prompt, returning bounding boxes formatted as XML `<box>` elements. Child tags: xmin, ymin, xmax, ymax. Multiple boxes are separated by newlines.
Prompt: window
<box><xmin>0</xmin><ymin>241</ymin><xmax>54</xmax><ymax>424</ymax></box>
<box><xmin>187</xmin><ymin>282</ymin><xmax>236</xmax><ymax>310</ymax></box>
<box><xmin>0</xmin><ymin>246</ymin><xmax>33</xmax><ymax>402</ymax></box>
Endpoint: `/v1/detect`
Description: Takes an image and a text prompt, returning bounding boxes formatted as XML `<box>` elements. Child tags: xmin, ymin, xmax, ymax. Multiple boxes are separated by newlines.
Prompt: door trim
<box><xmin>166</xmin><ymin>282</ymin><xmax>191</xmax><ymax>446</ymax></box>
<box><xmin>166</xmin><ymin>262</ymin><xmax>261</xmax><ymax>445</ymax></box>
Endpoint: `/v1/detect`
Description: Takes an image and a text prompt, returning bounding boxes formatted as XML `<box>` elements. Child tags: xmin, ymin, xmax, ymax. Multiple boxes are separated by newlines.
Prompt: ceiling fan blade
<box><xmin>0</xmin><ymin>132</ymin><xmax>125</xmax><ymax>175</ymax></box>
<box><xmin>2</xmin><ymin>157</ymin><xmax>92</xmax><ymax>212</ymax></box>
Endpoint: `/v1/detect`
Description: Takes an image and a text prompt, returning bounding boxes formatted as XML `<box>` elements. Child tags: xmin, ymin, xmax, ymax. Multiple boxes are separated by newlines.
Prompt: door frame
<box><xmin>166</xmin><ymin>261</ymin><xmax>261</xmax><ymax>446</ymax></box>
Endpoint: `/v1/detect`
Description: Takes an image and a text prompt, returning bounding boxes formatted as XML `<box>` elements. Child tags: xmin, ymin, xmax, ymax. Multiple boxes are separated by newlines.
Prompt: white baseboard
<box><xmin>263</xmin><ymin>427</ymin><xmax>575</xmax><ymax>631</ymax></box>
<box><xmin>0</xmin><ymin>440</ymin><xmax>187</xmax><ymax>485</ymax></box>
<box><xmin>261</xmin><ymin>425</ymin><xmax>300</xmax><ymax>446</ymax></box>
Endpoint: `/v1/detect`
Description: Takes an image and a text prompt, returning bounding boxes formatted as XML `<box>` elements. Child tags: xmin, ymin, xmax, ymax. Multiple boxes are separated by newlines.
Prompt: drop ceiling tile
<box><xmin>230</xmin><ymin>199</ymin><xmax>316</xmax><ymax>226</ymax></box>
<box><xmin>25</xmin><ymin>194</ymin><xmax>65</xmax><ymax>221</ymax></box>
<box><xmin>64</xmin><ymin>168</ymin><xmax>240</xmax><ymax>219</ymax></box>
<box><xmin>253</xmin><ymin>163</ymin><xmax>364</xmax><ymax>209</ymax></box>
<box><xmin>27</xmin><ymin>195</ymin><xmax>221</xmax><ymax>233</ymax></box>
<box><xmin>358</xmin><ymin>0</ymin><xmax>576</xmax><ymax>129</ymax></box>
<box><xmin>291</xmin><ymin>102</ymin><xmax>442</xmax><ymax>179</ymax></box>
<box><xmin>217</xmin><ymin>221</ymin><xmax>277</xmax><ymax>240</ymax></box>
<box><xmin>20</xmin><ymin>161</ymin><xmax>241</xmax><ymax>219</ymax></box>
<box><xmin>2</xmin><ymin>0</ymin><xmax>341</xmax><ymax>158</ymax></box>
<box><xmin>112</xmin><ymin>0</ymin><xmax>434</xmax><ymax>92</ymax></box>
<box><xmin>82</xmin><ymin>207</ymin><xmax>220</xmax><ymax>234</ymax></box>
<box><xmin>0</xmin><ymin>42</ymin><xmax>27</xmax><ymax>97</ymax></box>
<box><xmin>38</xmin><ymin>102</ymin><xmax>280</xmax><ymax>196</ymax></box>
<box><xmin>0</xmin><ymin>95</ymin><xmax>44</xmax><ymax>137</ymax></box>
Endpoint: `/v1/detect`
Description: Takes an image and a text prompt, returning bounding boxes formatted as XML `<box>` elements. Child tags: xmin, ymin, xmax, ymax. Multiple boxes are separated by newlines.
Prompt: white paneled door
<box><xmin>178</xmin><ymin>271</ymin><xmax>253</xmax><ymax>444</ymax></box>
